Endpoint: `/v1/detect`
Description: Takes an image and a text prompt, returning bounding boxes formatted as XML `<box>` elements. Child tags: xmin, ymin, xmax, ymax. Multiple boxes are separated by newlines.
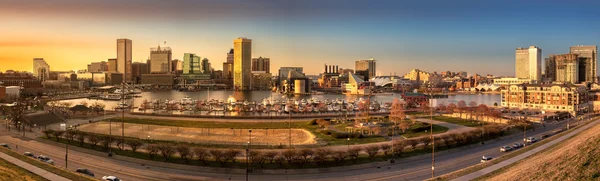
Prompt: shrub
<box><xmin>352</xmin><ymin>133</ymin><xmax>363</xmax><ymax>139</ymax></box>
<box><xmin>224</xmin><ymin>149</ymin><xmax>241</xmax><ymax>163</ymax></box>
<box><xmin>308</xmin><ymin>119</ymin><xmax>318</xmax><ymax>125</ymax></box>
<box><xmin>331</xmin><ymin>132</ymin><xmax>349</xmax><ymax>139</ymax></box>
<box><xmin>42</xmin><ymin>129</ymin><xmax>54</xmax><ymax>139</ymax></box>
<box><xmin>319</xmin><ymin>130</ymin><xmax>332</xmax><ymax>135</ymax></box>
<box><xmin>87</xmin><ymin>135</ymin><xmax>101</xmax><ymax>148</ymax></box>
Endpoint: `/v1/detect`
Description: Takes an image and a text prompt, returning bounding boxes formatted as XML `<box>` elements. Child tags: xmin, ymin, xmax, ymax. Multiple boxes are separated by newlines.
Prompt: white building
<box><xmin>33</xmin><ymin>58</ymin><xmax>50</xmax><ymax>81</ymax></box>
<box><xmin>515</xmin><ymin>46</ymin><xmax>542</xmax><ymax>82</ymax></box>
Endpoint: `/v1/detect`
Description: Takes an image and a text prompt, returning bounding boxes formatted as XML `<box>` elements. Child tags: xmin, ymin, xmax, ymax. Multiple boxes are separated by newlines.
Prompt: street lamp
<box><xmin>66</xmin><ymin>125</ymin><xmax>72</xmax><ymax>169</ymax></box>
<box><xmin>428</xmin><ymin>82</ymin><xmax>435</xmax><ymax>178</ymax></box>
<box><xmin>246</xmin><ymin>140</ymin><xmax>250</xmax><ymax>181</ymax></box>
<box><xmin>347</xmin><ymin>137</ymin><xmax>350</xmax><ymax>151</ymax></box>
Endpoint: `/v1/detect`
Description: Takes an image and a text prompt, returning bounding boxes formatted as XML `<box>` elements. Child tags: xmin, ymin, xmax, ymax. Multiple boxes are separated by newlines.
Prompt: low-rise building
<box><xmin>501</xmin><ymin>84</ymin><xmax>590</xmax><ymax>116</ymax></box>
<box><xmin>493</xmin><ymin>77</ymin><xmax>536</xmax><ymax>86</ymax></box>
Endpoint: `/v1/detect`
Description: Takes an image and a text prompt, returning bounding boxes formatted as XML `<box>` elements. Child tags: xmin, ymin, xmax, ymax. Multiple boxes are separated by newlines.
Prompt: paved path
<box><xmin>452</xmin><ymin>118</ymin><xmax>600</xmax><ymax>181</ymax></box>
<box><xmin>0</xmin><ymin>151</ymin><xmax>69</xmax><ymax>181</ymax></box>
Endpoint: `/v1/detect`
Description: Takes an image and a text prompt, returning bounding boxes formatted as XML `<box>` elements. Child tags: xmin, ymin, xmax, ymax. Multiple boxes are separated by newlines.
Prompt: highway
<box><xmin>0</xmin><ymin>118</ymin><xmax>577</xmax><ymax>181</ymax></box>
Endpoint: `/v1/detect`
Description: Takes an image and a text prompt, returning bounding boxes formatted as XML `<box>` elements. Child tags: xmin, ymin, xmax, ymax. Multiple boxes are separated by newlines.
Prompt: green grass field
<box><xmin>431</xmin><ymin>116</ymin><xmax>484</xmax><ymax>127</ymax></box>
<box><xmin>0</xmin><ymin>148</ymin><xmax>95</xmax><ymax>181</ymax></box>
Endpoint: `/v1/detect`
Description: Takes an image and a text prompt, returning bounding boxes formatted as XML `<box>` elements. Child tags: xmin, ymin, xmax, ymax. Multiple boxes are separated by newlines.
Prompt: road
<box><xmin>0</xmin><ymin>117</ymin><xmax>580</xmax><ymax>181</ymax></box>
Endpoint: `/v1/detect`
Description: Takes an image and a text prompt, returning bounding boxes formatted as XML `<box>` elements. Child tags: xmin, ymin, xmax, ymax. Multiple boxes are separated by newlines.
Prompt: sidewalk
<box><xmin>452</xmin><ymin>118</ymin><xmax>599</xmax><ymax>181</ymax></box>
<box><xmin>0</xmin><ymin>152</ymin><xmax>69</xmax><ymax>181</ymax></box>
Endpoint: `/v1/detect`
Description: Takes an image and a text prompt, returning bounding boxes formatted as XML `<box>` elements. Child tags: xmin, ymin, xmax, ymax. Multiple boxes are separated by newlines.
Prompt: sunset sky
<box><xmin>1</xmin><ymin>0</ymin><xmax>599</xmax><ymax>76</ymax></box>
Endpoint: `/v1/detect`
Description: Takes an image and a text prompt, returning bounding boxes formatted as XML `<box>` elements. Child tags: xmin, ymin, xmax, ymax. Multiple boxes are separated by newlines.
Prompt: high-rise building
<box><xmin>544</xmin><ymin>55</ymin><xmax>557</xmax><ymax>82</ymax></box>
<box><xmin>570</xmin><ymin>45</ymin><xmax>597</xmax><ymax>83</ymax></box>
<box><xmin>201</xmin><ymin>58</ymin><xmax>211</xmax><ymax>74</ymax></box>
<box><xmin>555</xmin><ymin>54</ymin><xmax>579</xmax><ymax>84</ymax></box>
<box><xmin>251</xmin><ymin>57</ymin><xmax>270</xmax><ymax>73</ymax></box>
<box><xmin>182</xmin><ymin>53</ymin><xmax>210</xmax><ymax>82</ymax></box>
<box><xmin>117</xmin><ymin>39</ymin><xmax>132</xmax><ymax>82</ymax></box>
<box><xmin>355</xmin><ymin>58</ymin><xmax>376</xmax><ymax>80</ymax></box>
<box><xmin>131</xmin><ymin>62</ymin><xmax>149</xmax><ymax>84</ymax></box>
<box><xmin>226</xmin><ymin>48</ymin><xmax>234</xmax><ymax>63</ymax></box>
<box><xmin>515</xmin><ymin>46</ymin><xmax>542</xmax><ymax>82</ymax></box>
<box><xmin>223</xmin><ymin>49</ymin><xmax>234</xmax><ymax>80</ymax></box>
<box><xmin>87</xmin><ymin>61</ymin><xmax>108</xmax><ymax>73</ymax></box>
<box><xmin>150</xmin><ymin>46</ymin><xmax>172</xmax><ymax>74</ymax></box>
<box><xmin>233</xmin><ymin>38</ymin><xmax>252</xmax><ymax>90</ymax></box>
<box><xmin>107</xmin><ymin>58</ymin><xmax>117</xmax><ymax>72</ymax></box>
<box><xmin>172</xmin><ymin>59</ymin><xmax>183</xmax><ymax>72</ymax></box>
<box><xmin>33</xmin><ymin>58</ymin><xmax>50</xmax><ymax>82</ymax></box>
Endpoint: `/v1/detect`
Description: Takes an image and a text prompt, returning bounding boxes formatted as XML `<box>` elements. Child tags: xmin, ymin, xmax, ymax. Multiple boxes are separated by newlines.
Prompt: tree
<box><xmin>157</xmin><ymin>144</ymin><xmax>175</xmax><ymax>161</ymax></box>
<box><xmin>176</xmin><ymin>145</ymin><xmax>192</xmax><ymax>163</ymax></box>
<box><xmin>42</xmin><ymin>129</ymin><xmax>55</xmax><ymax>139</ymax></box>
<box><xmin>446</xmin><ymin>103</ymin><xmax>457</xmax><ymax>115</ymax></box>
<box><xmin>193</xmin><ymin>147</ymin><xmax>210</xmax><ymax>165</ymax></box>
<box><xmin>365</xmin><ymin>145</ymin><xmax>380</xmax><ymax>160</ymax></box>
<box><xmin>468</xmin><ymin>101</ymin><xmax>477</xmax><ymax>120</ymax></box>
<box><xmin>147</xmin><ymin>144</ymin><xmax>160</xmax><ymax>159</ymax></box>
<box><xmin>126</xmin><ymin>140</ymin><xmax>143</xmax><ymax>153</ymax></box>
<box><xmin>297</xmin><ymin>149</ymin><xmax>314</xmax><ymax>166</ymax></box>
<box><xmin>389</xmin><ymin>98</ymin><xmax>406</xmax><ymax>135</ymax></box>
<box><xmin>282</xmin><ymin>149</ymin><xmax>297</xmax><ymax>164</ymax></box>
<box><xmin>332</xmin><ymin>151</ymin><xmax>348</xmax><ymax>165</ymax></box>
<box><xmin>210</xmin><ymin>150</ymin><xmax>226</xmax><ymax>166</ymax></box>
<box><xmin>477</xmin><ymin>104</ymin><xmax>489</xmax><ymax>121</ymax></box>
<box><xmin>392</xmin><ymin>140</ymin><xmax>405</xmax><ymax>157</ymax></box>
<box><xmin>88</xmin><ymin>135</ymin><xmax>101</xmax><ymax>148</ymax></box>
<box><xmin>224</xmin><ymin>149</ymin><xmax>241</xmax><ymax>163</ymax></box>
<box><xmin>263</xmin><ymin>151</ymin><xmax>278</xmax><ymax>164</ymax></box>
<box><xmin>347</xmin><ymin>146</ymin><xmax>362</xmax><ymax>163</ymax></box>
<box><xmin>53</xmin><ymin>130</ymin><xmax>65</xmax><ymax>141</ymax></box>
<box><xmin>380</xmin><ymin>144</ymin><xmax>391</xmax><ymax>156</ymax></box>
<box><xmin>99</xmin><ymin>135</ymin><xmax>113</xmax><ymax>150</ymax></box>
<box><xmin>313</xmin><ymin>149</ymin><xmax>331</xmax><ymax>164</ymax></box>
<box><xmin>457</xmin><ymin>100</ymin><xmax>467</xmax><ymax>119</ymax></box>
<box><xmin>115</xmin><ymin>138</ymin><xmax>125</xmax><ymax>150</ymax></box>
<box><xmin>75</xmin><ymin>131</ymin><xmax>86</xmax><ymax>146</ymax></box>
<box><xmin>407</xmin><ymin>139</ymin><xmax>419</xmax><ymax>150</ymax></box>
<box><xmin>249</xmin><ymin>151</ymin><xmax>267</xmax><ymax>168</ymax></box>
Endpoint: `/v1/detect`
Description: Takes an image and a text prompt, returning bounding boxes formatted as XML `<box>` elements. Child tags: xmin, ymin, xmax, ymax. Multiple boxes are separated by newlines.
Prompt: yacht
<box><xmin>102</xmin><ymin>94</ymin><xmax>121</xmax><ymax>101</ymax></box>
<box><xmin>115</xmin><ymin>102</ymin><xmax>130</xmax><ymax>109</ymax></box>
<box><xmin>180</xmin><ymin>96</ymin><xmax>194</xmax><ymax>105</ymax></box>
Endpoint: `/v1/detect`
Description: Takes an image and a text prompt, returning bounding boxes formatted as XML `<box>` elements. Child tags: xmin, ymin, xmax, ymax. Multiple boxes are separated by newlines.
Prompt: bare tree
<box><xmin>332</xmin><ymin>151</ymin><xmax>348</xmax><ymax>165</ymax></box>
<box><xmin>347</xmin><ymin>146</ymin><xmax>362</xmax><ymax>163</ymax></box>
<box><xmin>313</xmin><ymin>149</ymin><xmax>332</xmax><ymax>164</ymax></box>
<box><xmin>249</xmin><ymin>151</ymin><xmax>267</xmax><ymax>168</ymax></box>
<box><xmin>263</xmin><ymin>151</ymin><xmax>278</xmax><ymax>164</ymax></box>
<box><xmin>115</xmin><ymin>138</ymin><xmax>125</xmax><ymax>150</ymax></box>
<box><xmin>298</xmin><ymin>149</ymin><xmax>315</xmax><ymax>166</ymax></box>
<box><xmin>193</xmin><ymin>147</ymin><xmax>210</xmax><ymax>165</ymax></box>
<box><xmin>176</xmin><ymin>145</ymin><xmax>192</xmax><ymax>163</ymax></box>
<box><xmin>88</xmin><ymin>135</ymin><xmax>101</xmax><ymax>148</ymax></box>
<box><xmin>125</xmin><ymin>140</ymin><xmax>143</xmax><ymax>153</ymax></box>
<box><xmin>224</xmin><ymin>149</ymin><xmax>241</xmax><ymax>163</ymax></box>
<box><xmin>75</xmin><ymin>131</ymin><xmax>87</xmax><ymax>146</ymax></box>
<box><xmin>457</xmin><ymin>100</ymin><xmax>467</xmax><ymax>119</ymax></box>
<box><xmin>157</xmin><ymin>144</ymin><xmax>175</xmax><ymax>161</ymax></box>
<box><xmin>148</xmin><ymin>144</ymin><xmax>160</xmax><ymax>159</ymax></box>
<box><xmin>389</xmin><ymin>98</ymin><xmax>406</xmax><ymax>135</ymax></box>
<box><xmin>99</xmin><ymin>135</ymin><xmax>113</xmax><ymax>150</ymax></box>
<box><xmin>380</xmin><ymin>144</ymin><xmax>391</xmax><ymax>156</ymax></box>
<box><xmin>53</xmin><ymin>130</ymin><xmax>65</xmax><ymax>141</ymax></box>
<box><xmin>42</xmin><ymin>129</ymin><xmax>54</xmax><ymax>139</ymax></box>
<box><xmin>210</xmin><ymin>150</ymin><xmax>226</xmax><ymax>166</ymax></box>
<box><xmin>282</xmin><ymin>149</ymin><xmax>297</xmax><ymax>164</ymax></box>
<box><xmin>392</xmin><ymin>140</ymin><xmax>405</xmax><ymax>157</ymax></box>
<box><xmin>365</xmin><ymin>145</ymin><xmax>380</xmax><ymax>160</ymax></box>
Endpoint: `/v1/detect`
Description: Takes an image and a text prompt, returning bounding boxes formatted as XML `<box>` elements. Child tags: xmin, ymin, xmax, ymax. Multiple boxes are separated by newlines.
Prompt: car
<box><xmin>102</xmin><ymin>176</ymin><xmax>121</xmax><ymax>181</ymax></box>
<box><xmin>500</xmin><ymin>145</ymin><xmax>513</xmax><ymax>152</ymax></box>
<box><xmin>23</xmin><ymin>152</ymin><xmax>35</xmax><ymax>158</ymax></box>
<box><xmin>513</xmin><ymin>142</ymin><xmax>524</xmax><ymax>148</ymax></box>
<box><xmin>76</xmin><ymin>168</ymin><xmax>95</xmax><ymax>177</ymax></box>
<box><xmin>0</xmin><ymin>143</ymin><xmax>10</xmax><ymax>149</ymax></box>
<box><xmin>525</xmin><ymin>137</ymin><xmax>537</xmax><ymax>143</ymax></box>
<box><xmin>36</xmin><ymin>155</ymin><xmax>54</xmax><ymax>165</ymax></box>
<box><xmin>481</xmin><ymin>156</ymin><xmax>493</xmax><ymax>163</ymax></box>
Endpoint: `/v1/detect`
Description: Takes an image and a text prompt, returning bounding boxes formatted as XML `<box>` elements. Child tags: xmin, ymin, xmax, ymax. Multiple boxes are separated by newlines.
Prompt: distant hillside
<box><xmin>483</xmin><ymin>123</ymin><xmax>600</xmax><ymax>180</ymax></box>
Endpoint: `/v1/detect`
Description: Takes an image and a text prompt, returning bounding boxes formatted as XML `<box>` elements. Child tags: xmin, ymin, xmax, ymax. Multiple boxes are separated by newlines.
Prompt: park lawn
<box><xmin>0</xmin><ymin>157</ymin><xmax>48</xmax><ymax>181</ymax></box>
<box><xmin>0</xmin><ymin>148</ymin><xmax>95</xmax><ymax>181</ymax></box>
<box><xmin>431</xmin><ymin>116</ymin><xmax>484</xmax><ymax>127</ymax></box>
<box><xmin>401</xmin><ymin>124</ymin><xmax>449</xmax><ymax>138</ymax></box>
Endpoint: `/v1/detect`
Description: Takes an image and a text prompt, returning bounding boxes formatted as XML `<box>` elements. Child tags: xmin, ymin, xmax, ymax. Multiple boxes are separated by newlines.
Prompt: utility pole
<box><xmin>429</xmin><ymin>83</ymin><xmax>435</xmax><ymax>178</ymax></box>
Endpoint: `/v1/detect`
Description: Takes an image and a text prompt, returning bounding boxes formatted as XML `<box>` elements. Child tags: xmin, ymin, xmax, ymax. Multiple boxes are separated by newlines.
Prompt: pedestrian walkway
<box><xmin>452</xmin><ymin>118</ymin><xmax>599</xmax><ymax>181</ymax></box>
<box><xmin>0</xmin><ymin>151</ymin><xmax>69</xmax><ymax>181</ymax></box>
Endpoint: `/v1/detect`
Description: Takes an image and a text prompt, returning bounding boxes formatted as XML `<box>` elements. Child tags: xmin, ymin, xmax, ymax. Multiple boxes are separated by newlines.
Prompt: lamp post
<box><xmin>246</xmin><ymin>140</ymin><xmax>250</xmax><ymax>181</ymax></box>
<box><xmin>66</xmin><ymin>125</ymin><xmax>72</xmax><ymax>169</ymax></box>
<box><xmin>288</xmin><ymin>108</ymin><xmax>292</xmax><ymax>149</ymax></box>
<box><xmin>428</xmin><ymin>82</ymin><xmax>435</xmax><ymax>178</ymax></box>
<box><xmin>347</xmin><ymin>137</ymin><xmax>350</xmax><ymax>151</ymax></box>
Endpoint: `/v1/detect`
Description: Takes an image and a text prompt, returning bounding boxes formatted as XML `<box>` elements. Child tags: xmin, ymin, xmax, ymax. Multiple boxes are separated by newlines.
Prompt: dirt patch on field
<box><xmin>78</xmin><ymin>122</ymin><xmax>316</xmax><ymax>146</ymax></box>
<box><xmin>486</xmin><ymin>123</ymin><xmax>600</xmax><ymax>181</ymax></box>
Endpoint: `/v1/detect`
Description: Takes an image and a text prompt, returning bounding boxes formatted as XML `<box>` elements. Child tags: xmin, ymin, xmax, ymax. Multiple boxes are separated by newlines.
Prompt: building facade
<box><xmin>355</xmin><ymin>58</ymin><xmax>376</xmax><ymax>80</ymax></box>
<box><xmin>570</xmin><ymin>45</ymin><xmax>597</xmax><ymax>83</ymax></box>
<box><xmin>150</xmin><ymin>46</ymin><xmax>172</xmax><ymax>74</ymax></box>
<box><xmin>107</xmin><ymin>58</ymin><xmax>117</xmax><ymax>72</ymax></box>
<box><xmin>233</xmin><ymin>38</ymin><xmax>252</xmax><ymax>90</ymax></box>
<box><xmin>515</xmin><ymin>46</ymin><xmax>542</xmax><ymax>82</ymax></box>
<box><xmin>493</xmin><ymin>77</ymin><xmax>536</xmax><ymax>85</ymax></box>
<box><xmin>251</xmin><ymin>57</ymin><xmax>270</xmax><ymax>73</ymax></box>
<box><xmin>555</xmin><ymin>54</ymin><xmax>579</xmax><ymax>84</ymax></box>
<box><xmin>131</xmin><ymin>62</ymin><xmax>149</xmax><ymax>84</ymax></box>
<box><xmin>33</xmin><ymin>58</ymin><xmax>50</xmax><ymax>82</ymax></box>
<box><xmin>117</xmin><ymin>39</ymin><xmax>132</xmax><ymax>82</ymax></box>
<box><xmin>87</xmin><ymin>61</ymin><xmax>108</xmax><ymax>73</ymax></box>
<box><xmin>501</xmin><ymin>84</ymin><xmax>589</xmax><ymax>116</ymax></box>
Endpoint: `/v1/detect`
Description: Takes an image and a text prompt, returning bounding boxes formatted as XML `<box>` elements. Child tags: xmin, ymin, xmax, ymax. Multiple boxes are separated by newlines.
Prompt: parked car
<box><xmin>481</xmin><ymin>156</ymin><xmax>493</xmax><ymax>163</ymax></box>
<box><xmin>500</xmin><ymin>145</ymin><xmax>513</xmax><ymax>152</ymax></box>
<box><xmin>512</xmin><ymin>142</ymin><xmax>524</xmax><ymax>148</ymax></box>
<box><xmin>524</xmin><ymin>137</ymin><xmax>537</xmax><ymax>143</ymax></box>
<box><xmin>36</xmin><ymin>155</ymin><xmax>54</xmax><ymax>165</ymax></box>
<box><xmin>102</xmin><ymin>176</ymin><xmax>121</xmax><ymax>181</ymax></box>
<box><xmin>0</xmin><ymin>143</ymin><xmax>10</xmax><ymax>149</ymax></box>
<box><xmin>76</xmin><ymin>168</ymin><xmax>95</xmax><ymax>177</ymax></box>
<box><xmin>23</xmin><ymin>152</ymin><xmax>35</xmax><ymax>158</ymax></box>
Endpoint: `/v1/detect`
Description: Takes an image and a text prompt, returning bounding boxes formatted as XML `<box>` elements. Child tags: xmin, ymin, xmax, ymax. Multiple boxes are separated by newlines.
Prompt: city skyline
<box><xmin>1</xmin><ymin>0</ymin><xmax>600</xmax><ymax>76</ymax></box>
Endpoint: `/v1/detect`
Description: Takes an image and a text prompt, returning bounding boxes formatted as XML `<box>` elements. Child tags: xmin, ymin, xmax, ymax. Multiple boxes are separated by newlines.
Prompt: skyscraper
<box><xmin>355</xmin><ymin>58</ymin><xmax>376</xmax><ymax>80</ymax></box>
<box><xmin>554</xmin><ymin>54</ymin><xmax>579</xmax><ymax>84</ymax></box>
<box><xmin>234</xmin><ymin>38</ymin><xmax>252</xmax><ymax>90</ymax></box>
<box><xmin>223</xmin><ymin>49</ymin><xmax>234</xmax><ymax>80</ymax></box>
<box><xmin>515</xmin><ymin>46</ymin><xmax>541</xmax><ymax>82</ymax></box>
<box><xmin>183</xmin><ymin>53</ymin><xmax>201</xmax><ymax>74</ymax></box>
<box><xmin>251</xmin><ymin>57</ymin><xmax>270</xmax><ymax>73</ymax></box>
<box><xmin>33</xmin><ymin>58</ymin><xmax>50</xmax><ymax>81</ymax></box>
<box><xmin>117</xmin><ymin>39</ymin><xmax>132</xmax><ymax>82</ymax></box>
<box><xmin>150</xmin><ymin>46</ymin><xmax>172</xmax><ymax>74</ymax></box>
<box><xmin>570</xmin><ymin>45</ymin><xmax>597</xmax><ymax>83</ymax></box>
<box><xmin>107</xmin><ymin>58</ymin><xmax>117</xmax><ymax>72</ymax></box>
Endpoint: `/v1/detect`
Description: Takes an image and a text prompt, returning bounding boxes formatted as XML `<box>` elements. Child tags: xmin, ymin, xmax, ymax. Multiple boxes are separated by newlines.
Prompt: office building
<box><xmin>355</xmin><ymin>58</ymin><xmax>377</xmax><ymax>80</ymax></box>
<box><xmin>107</xmin><ymin>58</ymin><xmax>117</xmax><ymax>72</ymax></box>
<box><xmin>233</xmin><ymin>37</ymin><xmax>252</xmax><ymax>90</ymax></box>
<box><xmin>87</xmin><ymin>61</ymin><xmax>108</xmax><ymax>73</ymax></box>
<box><xmin>172</xmin><ymin>59</ymin><xmax>183</xmax><ymax>71</ymax></box>
<box><xmin>223</xmin><ymin>49</ymin><xmax>234</xmax><ymax>80</ymax></box>
<box><xmin>117</xmin><ymin>39</ymin><xmax>132</xmax><ymax>82</ymax></box>
<box><xmin>226</xmin><ymin>48</ymin><xmax>234</xmax><ymax>63</ymax></box>
<box><xmin>150</xmin><ymin>46</ymin><xmax>172</xmax><ymax>74</ymax></box>
<box><xmin>33</xmin><ymin>58</ymin><xmax>50</xmax><ymax>81</ymax></box>
<box><xmin>554</xmin><ymin>54</ymin><xmax>579</xmax><ymax>84</ymax></box>
<box><xmin>570</xmin><ymin>45</ymin><xmax>597</xmax><ymax>83</ymax></box>
<box><xmin>132</xmin><ymin>62</ymin><xmax>149</xmax><ymax>84</ymax></box>
<box><xmin>515</xmin><ymin>46</ymin><xmax>542</xmax><ymax>82</ymax></box>
<box><xmin>544</xmin><ymin>56</ymin><xmax>557</xmax><ymax>82</ymax></box>
<box><xmin>182</xmin><ymin>53</ymin><xmax>210</xmax><ymax>83</ymax></box>
<box><xmin>251</xmin><ymin>57</ymin><xmax>270</xmax><ymax>73</ymax></box>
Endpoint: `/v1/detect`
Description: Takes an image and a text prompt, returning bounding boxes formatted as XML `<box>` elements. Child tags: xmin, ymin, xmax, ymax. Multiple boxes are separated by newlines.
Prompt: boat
<box><xmin>180</xmin><ymin>96</ymin><xmax>194</xmax><ymax>105</ymax></box>
<box><xmin>115</xmin><ymin>103</ymin><xmax>131</xmax><ymax>109</ymax></box>
<box><xmin>101</xmin><ymin>94</ymin><xmax>121</xmax><ymax>101</ymax></box>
